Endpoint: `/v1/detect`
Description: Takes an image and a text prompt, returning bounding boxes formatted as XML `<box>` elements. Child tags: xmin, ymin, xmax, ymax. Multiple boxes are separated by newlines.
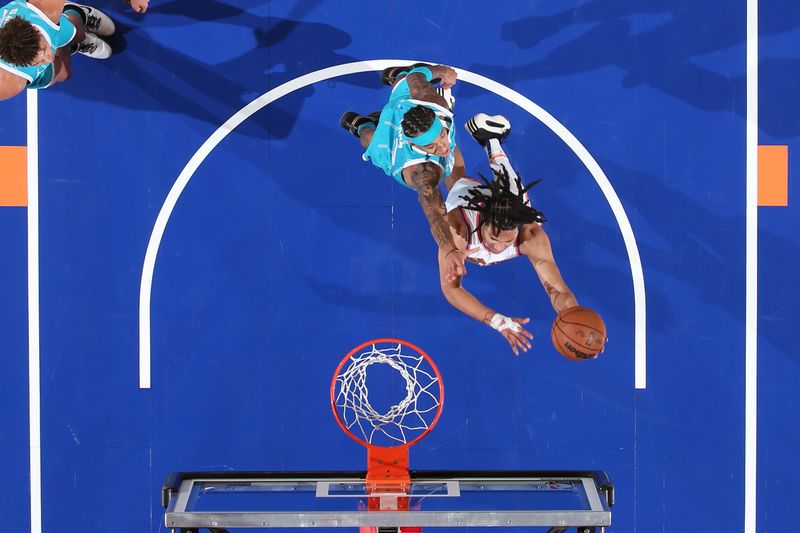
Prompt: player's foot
<box><xmin>380</xmin><ymin>63</ymin><xmax>439</xmax><ymax>86</ymax></box>
<box><xmin>65</xmin><ymin>3</ymin><xmax>116</xmax><ymax>36</ymax></box>
<box><xmin>75</xmin><ymin>33</ymin><xmax>113</xmax><ymax>59</ymax></box>
<box><xmin>465</xmin><ymin>114</ymin><xmax>511</xmax><ymax>145</ymax></box>
<box><xmin>340</xmin><ymin>111</ymin><xmax>380</xmax><ymax>138</ymax></box>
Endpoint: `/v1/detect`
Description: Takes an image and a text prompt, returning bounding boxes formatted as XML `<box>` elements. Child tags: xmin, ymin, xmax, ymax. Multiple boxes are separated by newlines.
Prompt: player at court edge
<box><xmin>439</xmin><ymin>113</ymin><xmax>579</xmax><ymax>356</ymax></box>
<box><xmin>0</xmin><ymin>0</ymin><xmax>145</xmax><ymax>101</ymax></box>
<box><xmin>340</xmin><ymin>63</ymin><xmax>469</xmax><ymax>282</ymax></box>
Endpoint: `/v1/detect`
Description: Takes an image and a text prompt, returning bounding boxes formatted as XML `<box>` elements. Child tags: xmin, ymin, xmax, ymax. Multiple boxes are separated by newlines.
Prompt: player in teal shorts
<box><xmin>0</xmin><ymin>0</ymin><xmax>142</xmax><ymax>100</ymax></box>
<box><xmin>340</xmin><ymin>63</ymin><xmax>469</xmax><ymax>281</ymax></box>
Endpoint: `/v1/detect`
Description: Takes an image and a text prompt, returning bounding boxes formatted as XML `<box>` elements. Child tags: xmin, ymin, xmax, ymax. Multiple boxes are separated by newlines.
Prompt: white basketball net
<box><xmin>334</xmin><ymin>343</ymin><xmax>441</xmax><ymax>446</ymax></box>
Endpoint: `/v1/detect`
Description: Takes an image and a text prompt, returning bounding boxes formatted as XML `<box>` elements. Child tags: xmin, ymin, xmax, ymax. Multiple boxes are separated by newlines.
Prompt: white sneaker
<box><xmin>465</xmin><ymin>113</ymin><xmax>511</xmax><ymax>145</ymax></box>
<box><xmin>75</xmin><ymin>33</ymin><xmax>112</xmax><ymax>59</ymax></box>
<box><xmin>66</xmin><ymin>3</ymin><xmax>115</xmax><ymax>36</ymax></box>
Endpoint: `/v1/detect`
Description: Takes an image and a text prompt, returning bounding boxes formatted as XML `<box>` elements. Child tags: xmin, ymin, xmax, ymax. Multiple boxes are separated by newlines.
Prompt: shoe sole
<box><xmin>465</xmin><ymin>114</ymin><xmax>511</xmax><ymax>143</ymax></box>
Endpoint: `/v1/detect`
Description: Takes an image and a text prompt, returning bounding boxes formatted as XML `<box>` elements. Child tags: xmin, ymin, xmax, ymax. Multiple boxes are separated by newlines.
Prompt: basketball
<box><xmin>551</xmin><ymin>306</ymin><xmax>607</xmax><ymax>361</ymax></box>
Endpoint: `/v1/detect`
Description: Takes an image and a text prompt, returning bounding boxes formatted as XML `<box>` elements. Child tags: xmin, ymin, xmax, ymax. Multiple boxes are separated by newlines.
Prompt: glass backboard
<box><xmin>162</xmin><ymin>470</ymin><xmax>613</xmax><ymax>530</ymax></box>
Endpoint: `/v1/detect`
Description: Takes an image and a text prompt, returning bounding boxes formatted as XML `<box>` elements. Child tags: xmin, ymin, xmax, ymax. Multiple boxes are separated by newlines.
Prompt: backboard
<box><xmin>162</xmin><ymin>470</ymin><xmax>614</xmax><ymax>531</ymax></box>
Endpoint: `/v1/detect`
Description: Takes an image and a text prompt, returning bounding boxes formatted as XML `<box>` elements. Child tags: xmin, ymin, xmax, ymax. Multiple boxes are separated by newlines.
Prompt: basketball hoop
<box><xmin>331</xmin><ymin>338</ymin><xmax>444</xmax><ymax>523</ymax></box>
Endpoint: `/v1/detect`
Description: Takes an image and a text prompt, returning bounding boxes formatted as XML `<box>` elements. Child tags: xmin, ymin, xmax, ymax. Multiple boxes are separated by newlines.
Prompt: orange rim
<box><xmin>330</xmin><ymin>338</ymin><xmax>444</xmax><ymax>449</ymax></box>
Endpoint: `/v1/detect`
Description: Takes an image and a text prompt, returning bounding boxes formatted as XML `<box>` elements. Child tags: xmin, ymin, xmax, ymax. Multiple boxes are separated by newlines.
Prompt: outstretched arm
<box><xmin>405</xmin><ymin>65</ymin><xmax>457</xmax><ymax>108</ymax></box>
<box><xmin>404</xmin><ymin>162</ymin><xmax>466</xmax><ymax>281</ymax></box>
<box><xmin>520</xmin><ymin>225</ymin><xmax>578</xmax><ymax>312</ymax></box>
<box><xmin>438</xmin><ymin>248</ymin><xmax>533</xmax><ymax>356</ymax></box>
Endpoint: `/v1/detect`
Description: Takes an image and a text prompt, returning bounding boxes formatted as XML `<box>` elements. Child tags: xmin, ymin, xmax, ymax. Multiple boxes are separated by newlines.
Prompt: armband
<box><xmin>406</xmin><ymin>66</ymin><xmax>433</xmax><ymax>82</ymax></box>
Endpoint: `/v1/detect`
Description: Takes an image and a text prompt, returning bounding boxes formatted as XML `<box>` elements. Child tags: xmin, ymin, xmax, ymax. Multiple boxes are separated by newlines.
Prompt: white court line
<box><xmin>27</xmin><ymin>89</ymin><xmax>42</xmax><ymax>533</ymax></box>
<box><xmin>745</xmin><ymin>0</ymin><xmax>758</xmax><ymax>531</ymax></box>
<box><xmin>138</xmin><ymin>60</ymin><xmax>646</xmax><ymax>389</ymax></box>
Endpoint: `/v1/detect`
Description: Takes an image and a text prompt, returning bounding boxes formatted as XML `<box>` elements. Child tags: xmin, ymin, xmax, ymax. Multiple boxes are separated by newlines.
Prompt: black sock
<box><xmin>63</xmin><ymin>4</ymin><xmax>87</xmax><ymax>25</ymax></box>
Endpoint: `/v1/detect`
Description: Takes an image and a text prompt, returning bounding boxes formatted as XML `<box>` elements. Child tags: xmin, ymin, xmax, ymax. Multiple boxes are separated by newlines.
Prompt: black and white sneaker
<box><xmin>65</xmin><ymin>3</ymin><xmax>115</xmax><ymax>36</ymax></box>
<box><xmin>465</xmin><ymin>113</ymin><xmax>511</xmax><ymax>145</ymax></box>
<box><xmin>339</xmin><ymin>111</ymin><xmax>381</xmax><ymax>138</ymax></box>
<box><xmin>75</xmin><ymin>33</ymin><xmax>112</xmax><ymax>59</ymax></box>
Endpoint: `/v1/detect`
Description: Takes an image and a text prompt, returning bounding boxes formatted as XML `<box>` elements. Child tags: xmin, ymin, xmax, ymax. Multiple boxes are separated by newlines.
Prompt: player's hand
<box><xmin>432</xmin><ymin>65</ymin><xmax>457</xmax><ymax>89</ymax></box>
<box><xmin>489</xmin><ymin>314</ymin><xmax>533</xmax><ymax>356</ymax></box>
<box><xmin>500</xmin><ymin>318</ymin><xmax>533</xmax><ymax>356</ymax></box>
<box><xmin>126</xmin><ymin>0</ymin><xmax>149</xmax><ymax>13</ymax></box>
<box><xmin>442</xmin><ymin>247</ymin><xmax>468</xmax><ymax>282</ymax></box>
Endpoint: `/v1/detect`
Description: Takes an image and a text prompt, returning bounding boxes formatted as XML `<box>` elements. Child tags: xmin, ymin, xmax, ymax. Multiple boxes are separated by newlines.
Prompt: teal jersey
<box><xmin>0</xmin><ymin>1</ymin><xmax>76</xmax><ymax>89</ymax></box>
<box><xmin>362</xmin><ymin>77</ymin><xmax>457</xmax><ymax>189</ymax></box>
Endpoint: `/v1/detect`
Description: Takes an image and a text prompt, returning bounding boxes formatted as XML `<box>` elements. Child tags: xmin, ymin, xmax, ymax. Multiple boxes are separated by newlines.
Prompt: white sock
<box><xmin>483</xmin><ymin>138</ymin><xmax>521</xmax><ymax>195</ymax></box>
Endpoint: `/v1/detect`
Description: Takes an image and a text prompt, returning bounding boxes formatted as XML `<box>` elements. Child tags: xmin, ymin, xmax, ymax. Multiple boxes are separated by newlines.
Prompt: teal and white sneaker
<box><xmin>75</xmin><ymin>33</ymin><xmax>112</xmax><ymax>59</ymax></box>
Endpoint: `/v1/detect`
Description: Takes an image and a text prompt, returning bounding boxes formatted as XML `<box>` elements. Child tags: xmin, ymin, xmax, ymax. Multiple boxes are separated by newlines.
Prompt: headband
<box><xmin>405</xmin><ymin>116</ymin><xmax>443</xmax><ymax>146</ymax></box>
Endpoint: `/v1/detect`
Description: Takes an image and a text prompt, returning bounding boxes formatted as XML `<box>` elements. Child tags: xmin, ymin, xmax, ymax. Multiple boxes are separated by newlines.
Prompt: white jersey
<box><xmin>445</xmin><ymin>177</ymin><xmax>530</xmax><ymax>266</ymax></box>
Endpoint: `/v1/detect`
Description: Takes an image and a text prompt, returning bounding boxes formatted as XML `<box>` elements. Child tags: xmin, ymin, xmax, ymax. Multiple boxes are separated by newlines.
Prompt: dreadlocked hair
<box><xmin>401</xmin><ymin>105</ymin><xmax>436</xmax><ymax>138</ymax></box>
<box><xmin>460</xmin><ymin>165</ymin><xmax>546</xmax><ymax>236</ymax></box>
<box><xmin>0</xmin><ymin>17</ymin><xmax>41</xmax><ymax>67</ymax></box>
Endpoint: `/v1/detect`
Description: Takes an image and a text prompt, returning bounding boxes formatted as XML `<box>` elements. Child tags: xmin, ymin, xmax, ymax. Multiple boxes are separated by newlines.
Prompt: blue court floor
<box><xmin>0</xmin><ymin>1</ymin><xmax>798</xmax><ymax>532</ymax></box>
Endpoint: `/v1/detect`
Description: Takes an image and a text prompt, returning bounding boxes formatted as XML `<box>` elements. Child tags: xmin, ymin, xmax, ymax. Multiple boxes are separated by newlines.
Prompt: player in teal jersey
<box><xmin>340</xmin><ymin>63</ymin><xmax>469</xmax><ymax>282</ymax></box>
<box><xmin>0</xmin><ymin>0</ymin><xmax>139</xmax><ymax>100</ymax></box>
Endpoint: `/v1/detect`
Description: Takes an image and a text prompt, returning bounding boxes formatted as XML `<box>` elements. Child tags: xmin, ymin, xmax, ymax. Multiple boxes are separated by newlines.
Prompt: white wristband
<box><xmin>489</xmin><ymin>313</ymin><xmax>521</xmax><ymax>333</ymax></box>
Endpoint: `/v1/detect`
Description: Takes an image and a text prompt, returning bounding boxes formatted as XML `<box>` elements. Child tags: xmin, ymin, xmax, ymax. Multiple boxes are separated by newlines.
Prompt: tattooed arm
<box><xmin>405</xmin><ymin>64</ymin><xmax>457</xmax><ymax>108</ymax></box>
<box><xmin>519</xmin><ymin>224</ymin><xmax>578</xmax><ymax>312</ymax></box>
<box><xmin>403</xmin><ymin>162</ymin><xmax>467</xmax><ymax>281</ymax></box>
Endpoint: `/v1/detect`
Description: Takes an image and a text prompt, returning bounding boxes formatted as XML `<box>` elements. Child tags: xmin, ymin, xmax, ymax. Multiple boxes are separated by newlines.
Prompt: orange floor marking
<box><xmin>0</xmin><ymin>146</ymin><xmax>27</xmax><ymax>207</ymax></box>
<box><xmin>758</xmin><ymin>145</ymin><xmax>788</xmax><ymax>207</ymax></box>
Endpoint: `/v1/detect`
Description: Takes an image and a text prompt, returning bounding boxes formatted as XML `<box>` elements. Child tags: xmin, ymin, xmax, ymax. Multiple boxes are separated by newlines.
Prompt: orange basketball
<box><xmin>551</xmin><ymin>306</ymin><xmax>607</xmax><ymax>361</ymax></box>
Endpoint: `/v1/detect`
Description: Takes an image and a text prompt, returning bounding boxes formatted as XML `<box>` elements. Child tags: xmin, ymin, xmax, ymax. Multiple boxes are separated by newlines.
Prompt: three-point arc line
<box><xmin>137</xmin><ymin>60</ymin><xmax>647</xmax><ymax>390</ymax></box>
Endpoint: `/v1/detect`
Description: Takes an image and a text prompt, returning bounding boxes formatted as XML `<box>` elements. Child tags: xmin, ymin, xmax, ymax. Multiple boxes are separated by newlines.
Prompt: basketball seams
<box><xmin>556</xmin><ymin>322</ymin><xmax>606</xmax><ymax>341</ymax></box>
<box><xmin>556</xmin><ymin>318</ymin><xmax>606</xmax><ymax>342</ymax></box>
<box><xmin>554</xmin><ymin>322</ymin><xmax>602</xmax><ymax>349</ymax></box>
<box><xmin>557</xmin><ymin>306</ymin><xmax>606</xmax><ymax>344</ymax></box>
<box><xmin>552</xmin><ymin>307</ymin><xmax>606</xmax><ymax>359</ymax></box>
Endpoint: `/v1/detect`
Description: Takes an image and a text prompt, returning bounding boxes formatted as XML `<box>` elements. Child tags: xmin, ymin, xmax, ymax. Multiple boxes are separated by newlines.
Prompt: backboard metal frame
<box><xmin>162</xmin><ymin>470</ymin><xmax>614</xmax><ymax>529</ymax></box>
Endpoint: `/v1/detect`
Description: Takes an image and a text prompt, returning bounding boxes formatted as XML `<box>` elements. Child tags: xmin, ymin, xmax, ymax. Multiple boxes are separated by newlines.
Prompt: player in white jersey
<box><xmin>438</xmin><ymin>114</ymin><xmax>578</xmax><ymax>356</ymax></box>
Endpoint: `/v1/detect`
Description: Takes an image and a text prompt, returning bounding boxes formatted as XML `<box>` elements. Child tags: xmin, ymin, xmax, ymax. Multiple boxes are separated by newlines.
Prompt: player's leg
<box><xmin>465</xmin><ymin>114</ymin><xmax>520</xmax><ymax>191</ymax></box>
<box><xmin>63</xmin><ymin>10</ymin><xmax>86</xmax><ymax>46</ymax></box>
<box><xmin>63</xmin><ymin>6</ymin><xmax>113</xmax><ymax>60</ymax></box>
<box><xmin>64</xmin><ymin>3</ymin><xmax>116</xmax><ymax>37</ymax></box>
<box><xmin>340</xmin><ymin>111</ymin><xmax>380</xmax><ymax>149</ymax></box>
<box><xmin>50</xmin><ymin>50</ymin><xmax>72</xmax><ymax>85</ymax></box>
